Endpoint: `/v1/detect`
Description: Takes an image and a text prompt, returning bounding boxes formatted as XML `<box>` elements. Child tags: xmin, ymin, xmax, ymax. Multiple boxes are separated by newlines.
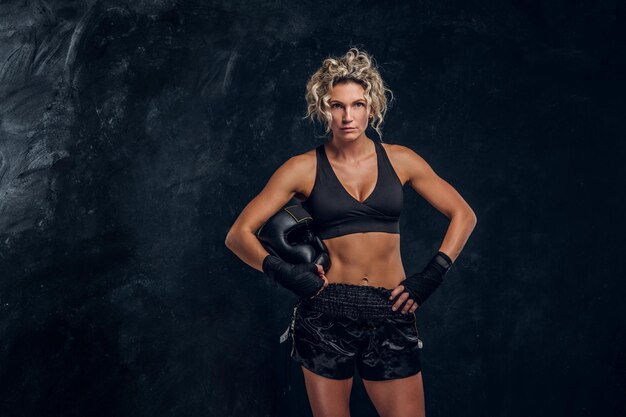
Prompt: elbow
<box><xmin>452</xmin><ymin>209</ymin><xmax>477</xmax><ymax>229</ymax></box>
<box><xmin>224</xmin><ymin>229</ymin><xmax>237</xmax><ymax>250</ymax></box>
<box><xmin>469</xmin><ymin>210</ymin><xmax>477</xmax><ymax>226</ymax></box>
<box><xmin>225</xmin><ymin>227</ymin><xmax>249</xmax><ymax>250</ymax></box>
<box><xmin>468</xmin><ymin>210</ymin><xmax>478</xmax><ymax>232</ymax></box>
<box><xmin>465</xmin><ymin>208</ymin><xmax>477</xmax><ymax>226</ymax></box>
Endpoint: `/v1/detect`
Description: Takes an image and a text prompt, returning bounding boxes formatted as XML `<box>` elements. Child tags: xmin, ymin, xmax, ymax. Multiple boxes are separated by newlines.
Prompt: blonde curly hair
<box><xmin>304</xmin><ymin>47</ymin><xmax>393</xmax><ymax>140</ymax></box>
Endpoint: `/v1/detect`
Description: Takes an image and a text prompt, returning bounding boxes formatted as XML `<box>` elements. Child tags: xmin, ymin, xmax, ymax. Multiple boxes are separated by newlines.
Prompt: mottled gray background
<box><xmin>0</xmin><ymin>1</ymin><xmax>624</xmax><ymax>416</ymax></box>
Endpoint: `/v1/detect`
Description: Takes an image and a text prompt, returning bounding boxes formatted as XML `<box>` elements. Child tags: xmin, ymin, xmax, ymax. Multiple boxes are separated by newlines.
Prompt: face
<box><xmin>328</xmin><ymin>81</ymin><xmax>372</xmax><ymax>141</ymax></box>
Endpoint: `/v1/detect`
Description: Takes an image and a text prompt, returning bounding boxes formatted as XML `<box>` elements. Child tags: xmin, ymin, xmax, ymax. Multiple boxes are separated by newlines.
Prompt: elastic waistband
<box><xmin>299</xmin><ymin>283</ymin><xmax>405</xmax><ymax>319</ymax></box>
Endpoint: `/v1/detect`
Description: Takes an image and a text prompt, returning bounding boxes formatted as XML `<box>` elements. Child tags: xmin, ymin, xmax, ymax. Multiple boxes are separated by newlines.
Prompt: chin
<box><xmin>335</xmin><ymin>135</ymin><xmax>359</xmax><ymax>142</ymax></box>
<box><xmin>335</xmin><ymin>130</ymin><xmax>361</xmax><ymax>138</ymax></box>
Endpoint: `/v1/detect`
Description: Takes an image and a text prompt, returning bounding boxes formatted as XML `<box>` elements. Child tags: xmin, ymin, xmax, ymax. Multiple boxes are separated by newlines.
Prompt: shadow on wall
<box><xmin>0</xmin><ymin>2</ymin><xmax>281</xmax><ymax>416</ymax></box>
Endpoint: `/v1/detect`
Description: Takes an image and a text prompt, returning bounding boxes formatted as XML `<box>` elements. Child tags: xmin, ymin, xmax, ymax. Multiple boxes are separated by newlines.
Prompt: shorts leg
<box><xmin>357</xmin><ymin>312</ymin><xmax>422</xmax><ymax>381</ymax></box>
<box><xmin>291</xmin><ymin>306</ymin><xmax>363</xmax><ymax>380</ymax></box>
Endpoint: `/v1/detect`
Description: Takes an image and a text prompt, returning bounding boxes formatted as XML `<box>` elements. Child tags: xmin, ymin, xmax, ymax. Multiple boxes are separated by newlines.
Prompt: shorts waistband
<box><xmin>299</xmin><ymin>283</ymin><xmax>406</xmax><ymax>319</ymax></box>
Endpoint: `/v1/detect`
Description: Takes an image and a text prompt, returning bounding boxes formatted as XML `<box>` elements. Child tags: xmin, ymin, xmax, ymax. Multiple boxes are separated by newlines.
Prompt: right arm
<box><xmin>224</xmin><ymin>153</ymin><xmax>312</xmax><ymax>272</ymax></box>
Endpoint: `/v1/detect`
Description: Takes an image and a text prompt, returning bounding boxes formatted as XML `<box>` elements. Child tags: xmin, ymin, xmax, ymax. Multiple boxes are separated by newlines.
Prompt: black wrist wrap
<box><xmin>400</xmin><ymin>251</ymin><xmax>453</xmax><ymax>306</ymax></box>
<box><xmin>262</xmin><ymin>255</ymin><xmax>324</xmax><ymax>299</ymax></box>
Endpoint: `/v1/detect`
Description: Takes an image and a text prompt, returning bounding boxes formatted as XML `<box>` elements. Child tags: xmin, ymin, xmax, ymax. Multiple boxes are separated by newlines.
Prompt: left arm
<box><xmin>389</xmin><ymin>144</ymin><xmax>477</xmax><ymax>312</ymax></box>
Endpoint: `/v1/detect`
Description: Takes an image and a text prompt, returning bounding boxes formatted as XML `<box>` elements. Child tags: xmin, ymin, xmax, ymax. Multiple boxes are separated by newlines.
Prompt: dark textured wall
<box><xmin>0</xmin><ymin>1</ymin><xmax>624</xmax><ymax>416</ymax></box>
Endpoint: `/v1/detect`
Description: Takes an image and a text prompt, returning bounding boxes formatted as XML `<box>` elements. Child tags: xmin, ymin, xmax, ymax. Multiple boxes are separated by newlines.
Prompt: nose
<box><xmin>342</xmin><ymin>108</ymin><xmax>353</xmax><ymax>123</ymax></box>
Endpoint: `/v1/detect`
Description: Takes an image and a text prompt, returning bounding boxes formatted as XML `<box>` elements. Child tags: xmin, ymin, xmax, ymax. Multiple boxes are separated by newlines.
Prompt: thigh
<box><xmin>362</xmin><ymin>371</ymin><xmax>425</xmax><ymax>417</ymax></box>
<box><xmin>301</xmin><ymin>366</ymin><xmax>353</xmax><ymax>417</ymax></box>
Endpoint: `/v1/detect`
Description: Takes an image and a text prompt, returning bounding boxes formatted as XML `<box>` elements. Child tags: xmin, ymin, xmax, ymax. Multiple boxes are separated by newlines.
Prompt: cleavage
<box><xmin>325</xmin><ymin>146</ymin><xmax>379</xmax><ymax>204</ymax></box>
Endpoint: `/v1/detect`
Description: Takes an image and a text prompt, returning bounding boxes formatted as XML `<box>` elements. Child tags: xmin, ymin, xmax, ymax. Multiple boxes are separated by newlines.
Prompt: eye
<box><xmin>355</xmin><ymin>102</ymin><xmax>365</xmax><ymax>107</ymax></box>
<box><xmin>331</xmin><ymin>103</ymin><xmax>342</xmax><ymax>109</ymax></box>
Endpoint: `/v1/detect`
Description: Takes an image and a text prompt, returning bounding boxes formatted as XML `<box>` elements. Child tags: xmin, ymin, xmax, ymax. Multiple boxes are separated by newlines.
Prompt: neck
<box><xmin>326</xmin><ymin>134</ymin><xmax>374</xmax><ymax>161</ymax></box>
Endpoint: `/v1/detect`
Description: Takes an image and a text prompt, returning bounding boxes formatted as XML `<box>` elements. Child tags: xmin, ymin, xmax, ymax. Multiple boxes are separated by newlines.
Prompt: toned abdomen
<box><xmin>322</xmin><ymin>232</ymin><xmax>406</xmax><ymax>289</ymax></box>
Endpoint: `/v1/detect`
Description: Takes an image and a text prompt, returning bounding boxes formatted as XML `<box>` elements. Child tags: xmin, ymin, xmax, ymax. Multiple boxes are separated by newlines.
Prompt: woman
<box><xmin>225</xmin><ymin>48</ymin><xmax>477</xmax><ymax>417</ymax></box>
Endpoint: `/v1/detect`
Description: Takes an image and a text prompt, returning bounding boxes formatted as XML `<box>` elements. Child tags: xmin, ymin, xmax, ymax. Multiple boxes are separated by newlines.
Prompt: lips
<box><xmin>341</xmin><ymin>127</ymin><xmax>356</xmax><ymax>131</ymax></box>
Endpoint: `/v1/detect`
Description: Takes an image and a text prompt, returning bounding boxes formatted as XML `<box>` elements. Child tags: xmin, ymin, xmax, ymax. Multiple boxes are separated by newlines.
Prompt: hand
<box><xmin>262</xmin><ymin>255</ymin><xmax>326</xmax><ymax>299</ymax></box>
<box><xmin>312</xmin><ymin>264</ymin><xmax>329</xmax><ymax>298</ymax></box>
<box><xmin>389</xmin><ymin>284</ymin><xmax>419</xmax><ymax>314</ymax></box>
<box><xmin>390</xmin><ymin>252</ymin><xmax>453</xmax><ymax>311</ymax></box>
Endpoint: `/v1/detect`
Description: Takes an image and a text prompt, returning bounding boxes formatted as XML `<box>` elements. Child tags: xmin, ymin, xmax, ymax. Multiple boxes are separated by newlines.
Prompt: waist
<box><xmin>321</xmin><ymin>234</ymin><xmax>405</xmax><ymax>286</ymax></box>
<box><xmin>299</xmin><ymin>283</ymin><xmax>406</xmax><ymax>319</ymax></box>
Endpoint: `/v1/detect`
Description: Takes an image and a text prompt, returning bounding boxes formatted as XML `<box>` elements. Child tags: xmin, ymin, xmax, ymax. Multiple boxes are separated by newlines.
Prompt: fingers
<box><xmin>389</xmin><ymin>288</ymin><xmax>420</xmax><ymax>314</ymax></box>
<box><xmin>309</xmin><ymin>266</ymin><xmax>328</xmax><ymax>299</ymax></box>
<box><xmin>398</xmin><ymin>297</ymin><xmax>418</xmax><ymax>314</ymax></box>
<box><xmin>314</xmin><ymin>264</ymin><xmax>328</xmax><ymax>287</ymax></box>
<box><xmin>391</xmin><ymin>292</ymin><xmax>409</xmax><ymax>311</ymax></box>
<box><xmin>389</xmin><ymin>284</ymin><xmax>405</xmax><ymax>301</ymax></box>
<box><xmin>402</xmin><ymin>299</ymin><xmax>419</xmax><ymax>314</ymax></box>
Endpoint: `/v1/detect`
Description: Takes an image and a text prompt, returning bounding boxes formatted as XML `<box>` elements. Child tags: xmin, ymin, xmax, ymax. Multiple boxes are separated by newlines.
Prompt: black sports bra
<box><xmin>301</xmin><ymin>139</ymin><xmax>404</xmax><ymax>239</ymax></box>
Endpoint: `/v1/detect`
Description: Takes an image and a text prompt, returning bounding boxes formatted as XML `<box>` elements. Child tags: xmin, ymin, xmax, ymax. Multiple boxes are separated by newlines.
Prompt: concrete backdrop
<box><xmin>0</xmin><ymin>1</ymin><xmax>624</xmax><ymax>416</ymax></box>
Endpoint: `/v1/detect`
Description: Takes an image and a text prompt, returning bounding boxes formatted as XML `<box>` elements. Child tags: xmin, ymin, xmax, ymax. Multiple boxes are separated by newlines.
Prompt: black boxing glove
<box><xmin>262</xmin><ymin>254</ymin><xmax>325</xmax><ymax>299</ymax></box>
<box><xmin>256</xmin><ymin>201</ymin><xmax>331</xmax><ymax>273</ymax></box>
<box><xmin>394</xmin><ymin>251</ymin><xmax>454</xmax><ymax>308</ymax></box>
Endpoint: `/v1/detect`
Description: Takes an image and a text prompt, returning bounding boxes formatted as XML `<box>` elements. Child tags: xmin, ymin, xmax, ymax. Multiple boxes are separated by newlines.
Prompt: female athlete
<box><xmin>225</xmin><ymin>47</ymin><xmax>477</xmax><ymax>417</ymax></box>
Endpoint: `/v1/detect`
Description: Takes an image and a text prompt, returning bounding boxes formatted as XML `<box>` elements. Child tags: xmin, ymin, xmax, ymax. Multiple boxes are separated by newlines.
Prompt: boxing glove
<box><xmin>256</xmin><ymin>199</ymin><xmax>331</xmax><ymax>273</ymax></box>
<box><xmin>262</xmin><ymin>254</ymin><xmax>325</xmax><ymax>299</ymax></box>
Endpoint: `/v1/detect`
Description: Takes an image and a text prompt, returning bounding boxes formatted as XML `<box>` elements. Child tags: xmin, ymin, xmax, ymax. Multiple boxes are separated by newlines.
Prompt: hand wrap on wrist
<box><xmin>262</xmin><ymin>254</ymin><xmax>324</xmax><ymax>299</ymax></box>
<box><xmin>399</xmin><ymin>251</ymin><xmax>453</xmax><ymax>306</ymax></box>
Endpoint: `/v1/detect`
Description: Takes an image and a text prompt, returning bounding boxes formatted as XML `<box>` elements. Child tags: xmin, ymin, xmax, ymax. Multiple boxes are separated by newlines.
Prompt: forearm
<box><xmin>225</xmin><ymin>228</ymin><xmax>270</xmax><ymax>272</ymax></box>
<box><xmin>226</xmin><ymin>226</ymin><xmax>325</xmax><ymax>298</ymax></box>
<box><xmin>437</xmin><ymin>210</ymin><xmax>477</xmax><ymax>262</ymax></box>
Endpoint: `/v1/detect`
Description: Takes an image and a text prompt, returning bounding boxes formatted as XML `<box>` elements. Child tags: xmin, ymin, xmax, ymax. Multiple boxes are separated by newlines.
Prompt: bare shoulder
<box><xmin>278</xmin><ymin>147</ymin><xmax>317</xmax><ymax>197</ymax></box>
<box><xmin>282</xmin><ymin>148</ymin><xmax>316</xmax><ymax>178</ymax></box>
<box><xmin>380</xmin><ymin>142</ymin><xmax>430</xmax><ymax>185</ymax></box>
<box><xmin>287</xmin><ymin>147</ymin><xmax>316</xmax><ymax>170</ymax></box>
<box><xmin>381</xmin><ymin>142</ymin><xmax>425</xmax><ymax>162</ymax></box>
